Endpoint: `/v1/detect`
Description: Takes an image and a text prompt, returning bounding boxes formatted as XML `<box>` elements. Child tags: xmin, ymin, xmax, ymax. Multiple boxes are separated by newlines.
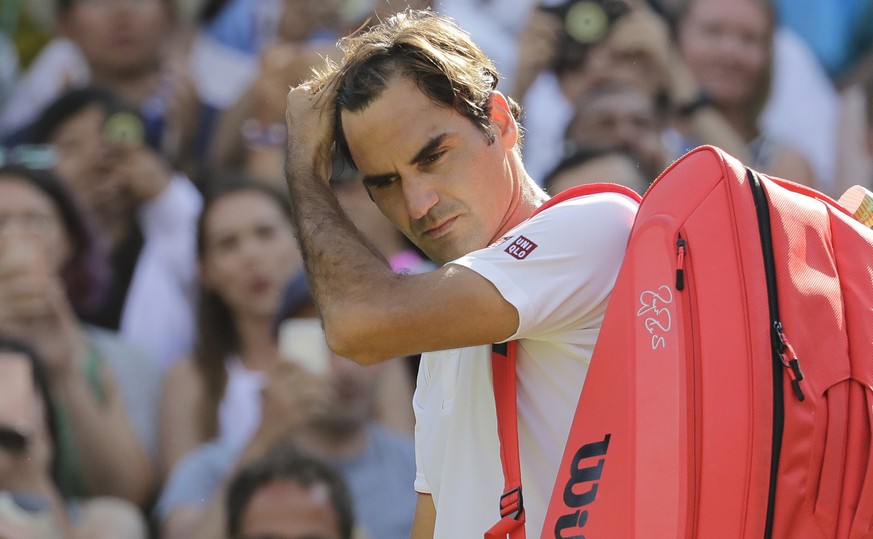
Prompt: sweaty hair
<box><xmin>312</xmin><ymin>8</ymin><xmax>522</xmax><ymax>168</ymax></box>
<box><xmin>226</xmin><ymin>441</ymin><xmax>354</xmax><ymax>539</ymax></box>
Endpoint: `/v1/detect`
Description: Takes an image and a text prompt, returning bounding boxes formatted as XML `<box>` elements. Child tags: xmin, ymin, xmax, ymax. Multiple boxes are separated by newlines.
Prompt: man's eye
<box><xmin>422</xmin><ymin>151</ymin><xmax>446</xmax><ymax>166</ymax></box>
<box><xmin>365</xmin><ymin>175</ymin><xmax>399</xmax><ymax>190</ymax></box>
<box><xmin>371</xmin><ymin>177</ymin><xmax>398</xmax><ymax>189</ymax></box>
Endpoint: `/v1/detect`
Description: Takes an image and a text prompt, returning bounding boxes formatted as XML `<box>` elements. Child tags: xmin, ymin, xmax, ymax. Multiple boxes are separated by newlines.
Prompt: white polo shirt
<box><xmin>413</xmin><ymin>191</ymin><xmax>638</xmax><ymax>538</ymax></box>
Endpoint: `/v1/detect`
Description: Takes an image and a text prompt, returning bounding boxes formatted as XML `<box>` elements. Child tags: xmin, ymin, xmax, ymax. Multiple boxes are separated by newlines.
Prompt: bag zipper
<box><xmin>747</xmin><ymin>168</ymin><xmax>806</xmax><ymax>539</ymax></box>
<box><xmin>675</xmin><ymin>233</ymin><xmax>700</xmax><ymax>537</ymax></box>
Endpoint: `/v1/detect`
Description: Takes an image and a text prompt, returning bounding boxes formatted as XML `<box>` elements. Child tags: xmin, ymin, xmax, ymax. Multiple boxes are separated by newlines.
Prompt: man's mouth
<box><xmin>423</xmin><ymin>216</ymin><xmax>458</xmax><ymax>239</ymax></box>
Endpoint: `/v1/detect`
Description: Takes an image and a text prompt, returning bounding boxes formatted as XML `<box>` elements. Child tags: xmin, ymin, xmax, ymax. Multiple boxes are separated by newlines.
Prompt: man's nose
<box><xmin>402</xmin><ymin>175</ymin><xmax>439</xmax><ymax>221</ymax></box>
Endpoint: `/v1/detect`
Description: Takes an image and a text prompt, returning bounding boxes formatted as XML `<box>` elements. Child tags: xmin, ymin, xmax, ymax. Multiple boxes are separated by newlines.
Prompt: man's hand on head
<box><xmin>285</xmin><ymin>76</ymin><xmax>340</xmax><ymax>185</ymax></box>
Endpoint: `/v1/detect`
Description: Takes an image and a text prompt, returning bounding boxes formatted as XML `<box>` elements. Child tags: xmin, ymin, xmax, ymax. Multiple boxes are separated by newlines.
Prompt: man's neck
<box><xmin>489</xmin><ymin>163</ymin><xmax>549</xmax><ymax>244</ymax></box>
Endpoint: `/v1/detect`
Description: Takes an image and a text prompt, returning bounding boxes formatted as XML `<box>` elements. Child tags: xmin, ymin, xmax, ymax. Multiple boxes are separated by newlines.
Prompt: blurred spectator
<box><xmin>674</xmin><ymin>0</ymin><xmax>816</xmax><ymax>185</ymax></box>
<box><xmin>156</xmin><ymin>305</ymin><xmax>416</xmax><ymax>539</ymax></box>
<box><xmin>158</xmin><ymin>178</ymin><xmax>415</xmax><ymax>477</ymax></box>
<box><xmin>835</xmin><ymin>66</ymin><xmax>873</xmax><ymax>195</ymax></box>
<box><xmin>0</xmin><ymin>165</ymin><xmax>157</xmax><ymax>507</ymax></box>
<box><xmin>206</xmin><ymin>0</ymin><xmax>346</xmax><ymax>184</ymax></box>
<box><xmin>757</xmin><ymin>26</ymin><xmax>840</xmax><ymax>192</ymax></box>
<box><xmin>2</xmin><ymin>0</ymin><xmax>202</xmax><ymax>173</ymax></box>
<box><xmin>0</xmin><ymin>335</ymin><xmax>148</xmax><ymax>539</ymax></box>
<box><xmin>26</xmin><ymin>88</ymin><xmax>202</xmax><ymax>372</ymax></box>
<box><xmin>544</xmin><ymin>147</ymin><xmax>650</xmax><ymax>195</ymax></box>
<box><xmin>434</xmin><ymin>0</ymin><xmax>537</xmax><ymax>91</ymax></box>
<box><xmin>563</xmin><ymin>80</ymin><xmax>671</xmax><ymax>182</ymax></box>
<box><xmin>225</xmin><ymin>441</ymin><xmax>354</xmax><ymax>539</ymax></box>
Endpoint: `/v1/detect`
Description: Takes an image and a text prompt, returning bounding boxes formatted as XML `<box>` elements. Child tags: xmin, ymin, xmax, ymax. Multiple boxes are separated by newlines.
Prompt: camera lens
<box><xmin>565</xmin><ymin>1</ymin><xmax>609</xmax><ymax>44</ymax></box>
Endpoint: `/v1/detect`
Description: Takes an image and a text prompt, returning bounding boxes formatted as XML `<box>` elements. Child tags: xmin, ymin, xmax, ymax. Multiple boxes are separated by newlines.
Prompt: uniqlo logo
<box><xmin>504</xmin><ymin>236</ymin><xmax>537</xmax><ymax>260</ymax></box>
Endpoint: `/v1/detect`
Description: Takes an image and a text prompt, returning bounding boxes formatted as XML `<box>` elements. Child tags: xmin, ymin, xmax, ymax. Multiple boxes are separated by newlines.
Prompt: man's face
<box><xmin>49</xmin><ymin>105</ymin><xmax>135</xmax><ymax>234</ymax></box>
<box><xmin>61</xmin><ymin>0</ymin><xmax>171</xmax><ymax>76</ymax></box>
<box><xmin>237</xmin><ymin>479</ymin><xmax>343</xmax><ymax>539</ymax></box>
<box><xmin>340</xmin><ymin>76</ymin><xmax>518</xmax><ymax>265</ymax></box>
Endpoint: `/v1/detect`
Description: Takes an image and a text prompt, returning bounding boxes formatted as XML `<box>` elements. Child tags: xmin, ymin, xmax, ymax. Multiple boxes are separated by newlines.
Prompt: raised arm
<box><xmin>283</xmin><ymin>82</ymin><xmax>519</xmax><ymax>364</ymax></box>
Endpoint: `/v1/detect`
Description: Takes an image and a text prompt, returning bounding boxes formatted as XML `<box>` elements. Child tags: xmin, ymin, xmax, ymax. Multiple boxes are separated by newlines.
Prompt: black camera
<box><xmin>539</xmin><ymin>0</ymin><xmax>631</xmax><ymax>73</ymax></box>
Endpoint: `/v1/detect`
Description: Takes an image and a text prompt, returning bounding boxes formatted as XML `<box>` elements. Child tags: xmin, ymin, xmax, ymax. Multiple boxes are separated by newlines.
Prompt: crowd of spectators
<box><xmin>1</xmin><ymin>0</ymin><xmax>872</xmax><ymax>537</ymax></box>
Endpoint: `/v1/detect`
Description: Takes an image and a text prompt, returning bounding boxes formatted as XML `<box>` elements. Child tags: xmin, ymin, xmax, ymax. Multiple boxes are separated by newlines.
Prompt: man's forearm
<box><xmin>283</xmin><ymin>151</ymin><xmax>396</xmax><ymax>361</ymax></box>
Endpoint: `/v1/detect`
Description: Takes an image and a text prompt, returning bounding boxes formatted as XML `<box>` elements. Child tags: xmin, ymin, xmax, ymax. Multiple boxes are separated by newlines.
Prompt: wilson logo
<box><xmin>504</xmin><ymin>236</ymin><xmax>538</xmax><ymax>260</ymax></box>
<box><xmin>553</xmin><ymin>434</ymin><xmax>611</xmax><ymax>538</ymax></box>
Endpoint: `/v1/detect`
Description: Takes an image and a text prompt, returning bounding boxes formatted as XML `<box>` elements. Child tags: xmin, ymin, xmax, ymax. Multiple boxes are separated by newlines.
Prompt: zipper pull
<box><xmin>774</xmin><ymin>322</ymin><xmax>805</xmax><ymax>401</ymax></box>
<box><xmin>676</xmin><ymin>237</ymin><xmax>686</xmax><ymax>290</ymax></box>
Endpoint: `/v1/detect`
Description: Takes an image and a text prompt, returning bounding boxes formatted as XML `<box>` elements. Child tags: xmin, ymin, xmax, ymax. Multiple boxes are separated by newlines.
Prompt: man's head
<box><xmin>323</xmin><ymin>9</ymin><xmax>521</xmax><ymax>167</ymax></box>
<box><xmin>226</xmin><ymin>442</ymin><xmax>354</xmax><ymax>539</ymax></box>
<box><xmin>313</xmin><ymin>10</ymin><xmax>532</xmax><ymax>264</ymax></box>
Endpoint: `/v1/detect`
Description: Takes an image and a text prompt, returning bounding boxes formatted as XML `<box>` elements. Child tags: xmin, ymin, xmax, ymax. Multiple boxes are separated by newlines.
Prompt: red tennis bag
<box><xmin>491</xmin><ymin>145</ymin><xmax>873</xmax><ymax>538</ymax></box>
<box><xmin>537</xmin><ymin>145</ymin><xmax>873</xmax><ymax>538</ymax></box>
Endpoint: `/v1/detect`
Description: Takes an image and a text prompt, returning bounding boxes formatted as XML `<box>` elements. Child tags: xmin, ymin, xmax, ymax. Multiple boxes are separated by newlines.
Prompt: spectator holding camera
<box><xmin>0</xmin><ymin>165</ymin><xmax>158</xmax><ymax>507</ymax></box>
<box><xmin>674</xmin><ymin>0</ymin><xmax>816</xmax><ymax>185</ymax></box>
<box><xmin>26</xmin><ymin>87</ymin><xmax>202</xmax><ymax>372</ymax></box>
<box><xmin>156</xmin><ymin>179</ymin><xmax>415</xmax><ymax>539</ymax></box>
<box><xmin>518</xmin><ymin>0</ymin><xmax>758</xmax><ymax>183</ymax></box>
<box><xmin>157</xmin><ymin>178</ymin><xmax>415</xmax><ymax>476</ymax></box>
<box><xmin>0</xmin><ymin>335</ymin><xmax>148</xmax><ymax>539</ymax></box>
<box><xmin>1</xmin><ymin>0</ymin><xmax>202</xmax><ymax>173</ymax></box>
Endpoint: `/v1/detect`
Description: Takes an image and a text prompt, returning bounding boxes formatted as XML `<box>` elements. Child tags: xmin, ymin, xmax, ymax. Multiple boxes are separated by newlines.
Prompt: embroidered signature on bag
<box><xmin>637</xmin><ymin>285</ymin><xmax>673</xmax><ymax>350</ymax></box>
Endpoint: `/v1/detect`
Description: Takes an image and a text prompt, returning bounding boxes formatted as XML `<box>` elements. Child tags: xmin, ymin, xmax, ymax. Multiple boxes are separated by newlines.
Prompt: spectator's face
<box><xmin>49</xmin><ymin>105</ymin><xmax>135</xmax><ymax>236</ymax></box>
<box><xmin>201</xmin><ymin>191</ymin><xmax>302</xmax><ymax>321</ymax></box>
<box><xmin>0</xmin><ymin>176</ymin><xmax>71</xmax><ymax>272</ymax></box>
<box><xmin>678</xmin><ymin>0</ymin><xmax>770</xmax><ymax>108</ymax></box>
<box><xmin>340</xmin><ymin>76</ymin><xmax>520</xmax><ymax>265</ymax></box>
<box><xmin>277</xmin><ymin>0</ymin><xmax>339</xmax><ymax>42</ymax></box>
<box><xmin>313</xmin><ymin>352</ymin><xmax>381</xmax><ymax>433</ymax></box>
<box><xmin>548</xmin><ymin>153</ymin><xmax>647</xmax><ymax>196</ymax></box>
<box><xmin>61</xmin><ymin>0</ymin><xmax>171</xmax><ymax>76</ymax></box>
<box><xmin>569</xmin><ymin>89</ymin><xmax>659</xmax><ymax>153</ymax></box>
<box><xmin>237</xmin><ymin>479</ymin><xmax>343</xmax><ymax>539</ymax></box>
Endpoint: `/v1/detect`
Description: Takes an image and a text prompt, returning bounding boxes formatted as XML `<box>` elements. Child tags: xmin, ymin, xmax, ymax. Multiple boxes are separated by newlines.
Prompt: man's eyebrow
<box><xmin>360</xmin><ymin>134</ymin><xmax>450</xmax><ymax>187</ymax></box>
<box><xmin>409</xmin><ymin>133</ymin><xmax>449</xmax><ymax>166</ymax></box>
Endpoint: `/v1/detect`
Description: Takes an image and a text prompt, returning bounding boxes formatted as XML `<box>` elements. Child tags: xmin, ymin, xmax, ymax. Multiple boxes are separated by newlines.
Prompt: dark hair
<box><xmin>0</xmin><ymin>334</ymin><xmax>62</xmax><ymax>486</ymax></box>
<box><xmin>25</xmin><ymin>87</ymin><xmax>145</xmax><ymax>148</ymax></box>
<box><xmin>313</xmin><ymin>8</ymin><xmax>522</xmax><ymax>168</ymax></box>
<box><xmin>226</xmin><ymin>441</ymin><xmax>354</xmax><ymax>539</ymax></box>
<box><xmin>193</xmin><ymin>175</ymin><xmax>294</xmax><ymax>436</ymax></box>
<box><xmin>0</xmin><ymin>165</ymin><xmax>109</xmax><ymax>315</ymax></box>
<box><xmin>543</xmin><ymin>146</ymin><xmax>624</xmax><ymax>191</ymax></box>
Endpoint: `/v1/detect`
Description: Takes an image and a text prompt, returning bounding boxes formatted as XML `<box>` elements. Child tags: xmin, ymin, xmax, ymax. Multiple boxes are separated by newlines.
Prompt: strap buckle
<box><xmin>499</xmin><ymin>487</ymin><xmax>524</xmax><ymax>520</ymax></box>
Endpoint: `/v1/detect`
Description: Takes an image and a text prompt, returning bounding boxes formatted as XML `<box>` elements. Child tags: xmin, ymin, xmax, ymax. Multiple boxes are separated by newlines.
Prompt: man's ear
<box><xmin>488</xmin><ymin>91</ymin><xmax>518</xmax><ymax>150</ymax></box>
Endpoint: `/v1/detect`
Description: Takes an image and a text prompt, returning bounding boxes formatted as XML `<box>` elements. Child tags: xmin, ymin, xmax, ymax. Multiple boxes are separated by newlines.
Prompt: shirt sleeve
<box><xmin>412</xmin><ymin>356</ymin><xmax>433</xmax><ymax>495</ymax></box>
<box><xmin>152</xmin><ymin>441</ymin><xmax>238</xmax><ymax>523</ymax></box>
<box><xmin>450</xmin><ymin>192</ymin><xmax>637</xmax><ymax>341</ymax></box>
